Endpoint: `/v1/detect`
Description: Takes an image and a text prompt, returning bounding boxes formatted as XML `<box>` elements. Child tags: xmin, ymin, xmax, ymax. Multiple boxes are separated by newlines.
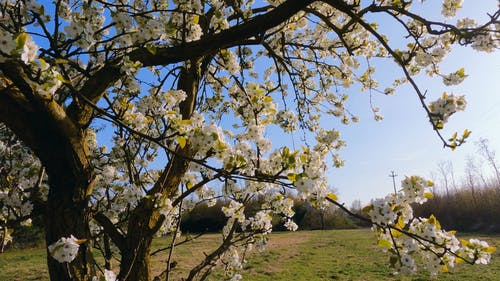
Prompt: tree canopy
<box><xmin>0</xmin><ymin>0</ymin><xmax>498</xmax><ymax>280</ymax></box>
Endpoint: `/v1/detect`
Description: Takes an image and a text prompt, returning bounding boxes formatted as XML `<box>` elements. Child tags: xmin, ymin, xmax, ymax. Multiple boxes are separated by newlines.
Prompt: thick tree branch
<box><xmin>67</xmin><ymin>0</ymin><xmax>314</xmax><ymax>127</ymax></box>
<box><xmin>129</xmin><ymin>0</ymin><xmax>314</xmax><ymax>67</ymax></box>
<box><xmin>93</xmin><ymin>213</ymin><xmax>126</xmax><ymax>251</ymax></box>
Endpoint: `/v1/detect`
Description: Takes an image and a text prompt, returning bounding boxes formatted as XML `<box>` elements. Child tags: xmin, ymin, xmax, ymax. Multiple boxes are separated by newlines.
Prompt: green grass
<box><xmin>0</xmin><ymin>246</ymin><xmax>48</xmax><ymax>280</ymax></box>
<box><xmin>1</xmin><ymin>229</ymin><xmax>499</xmax><ymax>281</ymax></box>
<box><xmin>235</xmin><ymin>230</ymin><xmax>500</xmax><ymax>281</ymax></box>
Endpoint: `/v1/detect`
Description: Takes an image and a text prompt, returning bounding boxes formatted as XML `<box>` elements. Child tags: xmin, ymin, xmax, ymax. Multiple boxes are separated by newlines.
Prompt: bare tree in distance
<box><xmin>464</xmin><ymin>156</ymin><xmax>479</xmax><ymax>207</ymax></box>
<box><xmin>436</xmin><ymin>161</ymin><xmax>456</xmax><ymax>197</ymax></box>
<box><xmin>477</xmin><ymin>138</ymin><xmax>500</xmax><ymax>187</ymax></box>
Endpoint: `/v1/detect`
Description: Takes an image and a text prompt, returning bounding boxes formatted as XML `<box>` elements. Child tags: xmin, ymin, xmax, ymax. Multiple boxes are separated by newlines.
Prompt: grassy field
<box><xmin>1</xmin><ymin>229</ymin><xmax>499</xmax><ymax>281</ymax></box>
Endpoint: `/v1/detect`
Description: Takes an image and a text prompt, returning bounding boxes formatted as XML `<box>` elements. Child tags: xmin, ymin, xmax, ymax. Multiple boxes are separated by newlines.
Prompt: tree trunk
<box><xmin>117</xmin><ymin>62</ymin><xmax>202</xmax><ymax>281</ymax></box>
<box><xmin>117</xmin><ymin>199</ymin><xmax>158</xmax><ymax>281</ymax></box>
<box><xmin>0</xmin><ymin>85</ymin><xmax>96</xmax><ymax>280</ymax></box>
<box><xmin>45</xmin><ymin>172</ymin><xmax>96</xmax><ymax>281</ymax></box>
<box><xmin>0</xmin><ymin>227</ymin><xmax>6</xmax><ymax>253</ymax></box>
<box><xmin>103</xmin><ymin>234</ymin><xmax>113</xmax><ymax>270</ymax></box>
<box><xmin>118</xmin><ymin>235</ymin><xmax>154</xmax><ymax>281</ymax></box>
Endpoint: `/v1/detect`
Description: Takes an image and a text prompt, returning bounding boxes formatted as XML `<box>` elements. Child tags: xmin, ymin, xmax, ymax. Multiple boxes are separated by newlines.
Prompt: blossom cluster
<box><xmin>366</xmin><ymin>176</ymin><xmax>495</xmax><ymax>275</ymax></box>
<box><xmin>220</xmin><ymin>246</ymin><xmax>243</xmax><ymax>281</ymax></box>
<box><xmin>0</xmin><ymin>131</ymin><xmax>42</xmax><ymax>247</ymax></box>
<box><xmin>442</xmin><ymin>0</ymin><xmax>463</xmax><ymax>18</ymax></box>
<box><xmin>0</xmin><ymin>32</ymin><xmax>39</xmax><ymax>64</ymax></box>
<box><xmin>442</xmin><ymin>68</ymin><xmax>467</xmax><ymax>86</ymax></box>
<box><xmin>428</xmin><ymin>93</ymin><xmax>467</xmax><ymax>128</ymax></box>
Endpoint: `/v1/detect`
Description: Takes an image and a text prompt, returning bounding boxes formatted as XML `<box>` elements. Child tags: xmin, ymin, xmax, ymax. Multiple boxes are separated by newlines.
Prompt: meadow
<box><xmin>1</xmin><ymin>229</ymin><xmax>499</xmax><ymax>281</ymax></box>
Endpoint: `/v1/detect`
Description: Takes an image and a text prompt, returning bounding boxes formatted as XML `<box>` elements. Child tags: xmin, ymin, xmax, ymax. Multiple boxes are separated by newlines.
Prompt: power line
<box><xmin>389</xmin><ymin>171</ymin><xmax>397</xmax><ymax>194</ymax></box>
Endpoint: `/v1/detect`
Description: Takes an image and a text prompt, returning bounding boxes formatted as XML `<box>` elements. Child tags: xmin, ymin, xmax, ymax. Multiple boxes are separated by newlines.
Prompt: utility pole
<box><xmin>389</xmin><ymin>171</ymin><xmax>398</xmax><ymax>194</ymax></box>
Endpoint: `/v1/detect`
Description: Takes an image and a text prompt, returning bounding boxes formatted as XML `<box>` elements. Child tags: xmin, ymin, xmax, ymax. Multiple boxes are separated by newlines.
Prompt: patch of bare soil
<box><xmin>265</xmin><ymin>231</ymin><xmax>314</xmax><ymax>249</ymax></box>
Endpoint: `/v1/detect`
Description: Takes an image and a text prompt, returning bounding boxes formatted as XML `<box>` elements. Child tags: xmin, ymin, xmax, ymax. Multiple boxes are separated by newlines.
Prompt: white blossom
<box><xmin>48</xmin><ymin>235</ymin><xmax>82</xmax><ymax>263</ymax></box>
<box><xmin>441</xmin><ymin>0</ymin><xmax>463</xmax><ymax>18</ymax></box>
<box><xmin>104</xmin><ymin>269</ymin><xmax>117</xmax><ymax>281</ymax></box>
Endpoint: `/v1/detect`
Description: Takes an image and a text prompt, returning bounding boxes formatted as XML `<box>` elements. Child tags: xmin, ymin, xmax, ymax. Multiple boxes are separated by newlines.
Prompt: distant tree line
<box><xmin>181</xmin><ymin>196</ymin><xmax>358</xmax><ymax>234</ymax></box>
<box><xmin>412</xmin><ymin>187</ymin><xmax>500</xmax><ymax>233</ymax></box>
<box><xmin>411</xmin><ymin>138</ymin><xmax>500</xmax><ymax>233</ymax></box>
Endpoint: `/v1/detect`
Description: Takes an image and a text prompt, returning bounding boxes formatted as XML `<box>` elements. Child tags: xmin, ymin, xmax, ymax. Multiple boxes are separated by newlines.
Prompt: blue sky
<box><xmin>328</xmin><ymin>1</ymin><xmax>500</xmax><ymax>206</ymax></box>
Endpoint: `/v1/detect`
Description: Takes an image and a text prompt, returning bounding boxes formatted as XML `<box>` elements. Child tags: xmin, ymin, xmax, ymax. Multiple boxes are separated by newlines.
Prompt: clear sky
<box><xmin>328</xmin><ymin>1</ymin><xmax>500</xmax><ymax>206</ymax></box>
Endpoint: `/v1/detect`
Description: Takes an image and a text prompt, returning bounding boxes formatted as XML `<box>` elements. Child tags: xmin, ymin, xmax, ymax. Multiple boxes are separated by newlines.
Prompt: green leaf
<box><xmin>463</xmin><ymin>129</ymin><xmax>471</xmax><ymax>138</ymax></box>
<box><xmin>428</xmin><ymin>214</ymin><xmax>441</xmax><ymax>230</ymax></box>
<box><xmin>177</xmin><ymin>136</ymin><xmax>187</xmax><ymax>148</ymax></box>
<box><xmin>55</xmin><ymin>73</ymin><xmax>71</xmax><ymax>84</ymax></box>
<box><xmin>263</xmin><ymin>96</ymin><xmax>273</xmax><ymax>103</ymax></box>
<box><xmin>299</xmin><ymin>155</ymin><xmax>307</xmax><ymax>163</ymax></box>
<box><xmin>378</xmin><ymin>239</ymin><xmax>392</xmax><ymax>248</ymax></box>
<box><xmin>178</xmin><ymin>119</ymin><xmax>192</xmax><ymax>126</ymax></box>
<box><xmin>389</xmin><ymin>255</ymin><xmax>398</xmax><ymax>267</ymax></box>
<box><xmin>216</xmin><ymin>140</ymin><xmax>227</xmax><ymax>151</ymax></box>
<box><xmin>15</xmin><ymin>33</ymin><xmax>28</xmax><ymax>50</ymax></box>
<box><xmin>362</xmin><ymin>205</ymin><xmax>373</xmax><ymax>213</ymax></box>
<box><xmin>54</xmin><ymin>58</ymin><xmax>70</xmax><ymax>64</ymax></box>
<box><xmin>449</xmin><ymin>132</ymin><xmax>457</xmax><ymax>140</ymax></box>
<box><xmin>327</xmin><ymin>193</ymin><xmax>338</xmax><ymax>201</ymax></box>
<box><xmin>395</xmin><ymin>216</ymin><xmax>405</xmax><ymax>229</ymax></box>
<box><xmin>38</xmin><ymin>58</ymin><xmax>48</xmax><ymax>69</ymax></box>
<box><xmin>486</xmin><ymin>246</ymin><xmax>497</xmax><ymax>253</ymax></box>
<box><xmin>146</xmin><ymin>45</ymin><xmax>157</xmax><ymax>55</ymax></box>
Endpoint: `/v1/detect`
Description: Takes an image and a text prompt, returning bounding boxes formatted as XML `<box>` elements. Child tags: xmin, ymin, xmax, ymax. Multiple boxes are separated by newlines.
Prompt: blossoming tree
<box><xmin>0</xmin><ymin>0</ymin><xmax>498</xmax><ymax>280</ymax></box>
